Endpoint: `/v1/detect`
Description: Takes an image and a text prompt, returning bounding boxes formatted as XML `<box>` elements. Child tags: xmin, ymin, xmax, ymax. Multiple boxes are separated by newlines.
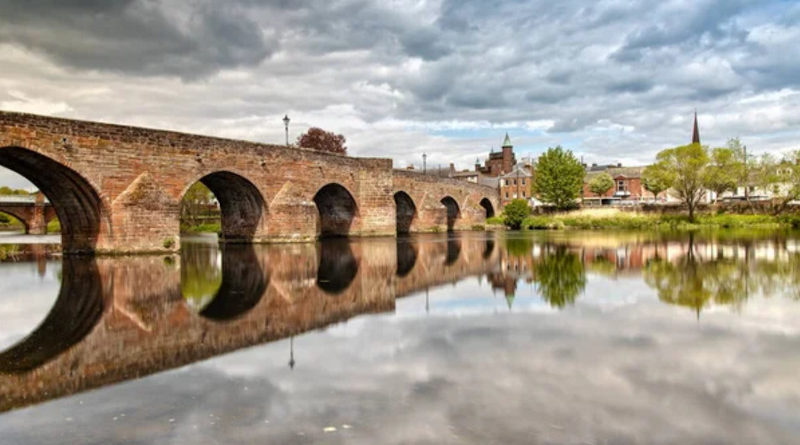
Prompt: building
<box><xmin>582</xmin><ymin>166</ymin><xmax>664</xmax><ymax>205</ymax></box>
<box><xmin>475</xmin><ymin>133</ymin><xmax>516</xmax><ymax>177</ymax></box>
<box><xmin>499</xmin><ymin>164</ymin><xmax>533</xmax><ymax>206</ymax></box>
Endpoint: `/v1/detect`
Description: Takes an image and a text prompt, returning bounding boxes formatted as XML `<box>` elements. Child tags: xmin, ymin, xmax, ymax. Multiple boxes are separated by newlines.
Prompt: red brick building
<box><xmin>475</xmin><ymin>133</ymin><xmax>516</xmax><ymax>176</ymax></box>
<box><xmin>582</xmin><ymin>166</ymin><xmax>665</xmax><ymax>205</ymax></box>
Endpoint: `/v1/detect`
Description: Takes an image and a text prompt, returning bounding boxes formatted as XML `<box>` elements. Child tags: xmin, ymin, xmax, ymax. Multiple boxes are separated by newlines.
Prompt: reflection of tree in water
<box><xmin>180</xmin><ymin>243</ymin><xmax>267</xmax><ymax>320</ymax></box>
<box><xmin>643</xmin><ymin>235</ymin><xmax>800</xmax><ymax>316</ymax></box>
<box><xmin>534</xmin><ymin>246</ymin><xmax>586</xmax><ymax>309</ymax></box>
<box><xmin>181</xmin><ymin>243</ymin><xmax>222</xmax><ymax>312</ymax></box>
<box><xmin>504</xmin><ymin>237</ymin><xmax>533</xmax><ymax>258</ymax></box>
<box><xmin>316</xmin><ymin>238</ymin><xmax>358</xmax><ymax>294</ymax></box>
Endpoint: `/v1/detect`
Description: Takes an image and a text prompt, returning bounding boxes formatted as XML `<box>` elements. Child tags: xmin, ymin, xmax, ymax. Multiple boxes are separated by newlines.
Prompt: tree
<box><xmin>296</xmin><ymin>127</ymin><xmax>347</xmax><ymax>154</ymax></box>
<box><xmin>752</xmin><ymin>151</ymin><xmax>800</xmax><ymax>214</ymax></box>
<box><xmin>502</xmin><ymin>199</ymin><xmax>530</xmax><ymax>230</ymax></box>
<box><xmin>534</xmin><ymin>146</ymin><xmax>584</xmax><ymax>210</ymax></box>
<box><xmin>180</xmin><ymin>182</ymin><xmax>216</xmax><ymax>230</ymax></box>
<box><xmin>588</xmin><ymin>172</ymin><xmax>614</xmax><ymax>197</ymax></box>
<box><xmin>0</xmin><ymin>186</ymin><xmax>30</xmax><ymax>195</ymax></box>
<box><xmin>642</xmin><ymin>163</ymin><xmax>673</xmax><ymax>200</ymax></box>
<box><xmin>652</xmin><ymin>143</ymin><xmax>709</xmax><ymax>221</ymax></box>
<box><xmin>703</xmin><ymin>146</ymin><xmax>743</xmax><ymax>202</ymax></box>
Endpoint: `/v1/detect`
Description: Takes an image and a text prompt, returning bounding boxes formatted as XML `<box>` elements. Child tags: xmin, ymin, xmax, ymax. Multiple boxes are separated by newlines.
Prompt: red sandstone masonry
<box><xmin>0</xmin><ymin>112</ymin><xmax>499</xmax><ymax>253</ymax></box>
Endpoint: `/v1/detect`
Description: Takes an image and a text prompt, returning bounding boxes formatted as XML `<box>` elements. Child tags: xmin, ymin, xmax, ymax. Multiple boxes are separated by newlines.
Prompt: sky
<box><xmin>1</xmin><ymin>0</ymin><xmax>800</xmax><ymax>189</ymax></box>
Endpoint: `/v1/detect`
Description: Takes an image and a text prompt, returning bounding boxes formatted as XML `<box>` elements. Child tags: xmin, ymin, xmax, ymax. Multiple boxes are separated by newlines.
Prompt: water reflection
<box><xmin>0</xmin><ymin>256</ymin><xmax>102</xmax><ymax>374</ymax></box>
<box><xmin>1</xmin><ymin>230</ymin><xmax>800</xmax><ymax>435</ymax></box>
<box><xmin>316</xmin><ymin>238</ymin><xmax>358</xmax><ymax>294</ymax></box>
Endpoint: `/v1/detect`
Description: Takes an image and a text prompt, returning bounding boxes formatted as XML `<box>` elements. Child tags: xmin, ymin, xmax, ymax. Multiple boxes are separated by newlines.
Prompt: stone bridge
<box><xmin>0</xmin><ymin>234</ymin><xmax>500</xmax><ymax>412</ymax></box>
<box><xmin>0</xmin><ymin>112</ymin><xmax>498</xmax><ymax>254</ymax></box>
<box><xmin>0</xmin><ymin>193</ymin><xmax>56</xmax><ymax>235</ymax></box>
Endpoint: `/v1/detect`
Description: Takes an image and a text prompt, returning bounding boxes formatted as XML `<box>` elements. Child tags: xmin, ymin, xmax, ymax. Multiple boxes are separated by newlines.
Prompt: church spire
<box><xmin>692</xmin><ymin>111</ymin><xmax>700</xmax><ymax>145</ymax></box>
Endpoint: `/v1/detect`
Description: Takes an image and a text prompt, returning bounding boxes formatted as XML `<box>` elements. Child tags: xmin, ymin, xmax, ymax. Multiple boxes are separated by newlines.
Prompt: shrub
<box><xmin>486</xmin><ymin>215</ymin><xmax>505</xmax><ymax>225</ymax></box>
<box><xmin>502</xmin><ymin>199</ymin><xmax>531</xmax><ymax>230</ymax></box>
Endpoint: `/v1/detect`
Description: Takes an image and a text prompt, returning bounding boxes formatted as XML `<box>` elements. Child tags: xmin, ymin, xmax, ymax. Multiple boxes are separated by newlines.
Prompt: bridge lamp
<box><xmin>282</xmin><ymin>114</ymin><xmax>290</xmax><ymax>146</ymax></box>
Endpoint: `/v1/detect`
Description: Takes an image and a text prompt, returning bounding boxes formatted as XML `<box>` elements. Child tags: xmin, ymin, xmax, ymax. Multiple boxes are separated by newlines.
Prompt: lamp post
<box><xmin>282</xmin><ymin>114</ymin><xmax>290</xmax><ymax>146</ymax></box>
<box><xmin>422</xmin><ymin>153</ymin><xmax>427</xmax><ymax>174</ymax></box>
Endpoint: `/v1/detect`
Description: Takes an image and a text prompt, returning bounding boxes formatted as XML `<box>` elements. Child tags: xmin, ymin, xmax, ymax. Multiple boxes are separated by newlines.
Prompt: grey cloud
<box><xmin>0</xmin><ymin>0</ymin><xmax>798</xmax><ymax>165</ymax></box>
<box><xmin>0</xmin><ymin>0</ymin><xmax>274</xmax><ymax>79</ymax></box>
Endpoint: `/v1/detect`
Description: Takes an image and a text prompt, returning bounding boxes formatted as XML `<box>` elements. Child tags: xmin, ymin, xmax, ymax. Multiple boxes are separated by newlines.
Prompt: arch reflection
<box><xmin>445</xmin><ymin>234</ymin><xmax>461</xmax><ymax>266</ymax></box>
<box><xmin>0</xmin><ymin>256</ymin><xmax>103</xmax><ymax>373</ymax></box>
<box><xmin>316</xmin><ymin>238</ymin><xmax>359</xmax><ymax>294</ymax></box>
<box><xmin>396</xmin><ymin>236</ymin><xmax>418</xmax><ymax>277</ymax></box>
<box><xmin>181</xmin><ymin>243</ymin><xmax>268</xmax><ymax>321</ymax></box>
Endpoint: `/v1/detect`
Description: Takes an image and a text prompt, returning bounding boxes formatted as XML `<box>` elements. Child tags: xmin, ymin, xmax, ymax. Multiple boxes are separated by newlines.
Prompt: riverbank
<box><xmin>488</xmin><ymin>208</ymin><xmax>800</xmax><ymax>231</ymax></box>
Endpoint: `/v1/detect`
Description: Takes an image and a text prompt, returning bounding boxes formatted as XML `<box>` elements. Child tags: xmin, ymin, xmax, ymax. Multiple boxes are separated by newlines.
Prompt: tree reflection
<box><xmin>181</xmin><ymin>243</ymin><xmax>222</xmax><ymax>312</ymax></box>
<box><xmin>643</xmin><ymin>236</ymin><xmax>800</xmax><ymax>315</ymax></box>
<box><xmin>534</xmin><ymin>246</ymin><xmax>586</xmax><ymax>309</ymax></box>
<box><xmin>181</xmin><ymin>243</ymin><xmax>268</xmax><ymax>321</ymax></box>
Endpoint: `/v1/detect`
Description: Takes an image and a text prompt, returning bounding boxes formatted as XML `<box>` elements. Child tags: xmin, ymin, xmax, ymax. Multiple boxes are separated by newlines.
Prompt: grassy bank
<box><xmin>490</xmin><ymin>208</ymin><xmax>800</xmax><ymax>231</ymax></box>
<box><xmin>180</xmin><ymin>221</ymin><xmax>221</xmax><ymax>234</ymax></box>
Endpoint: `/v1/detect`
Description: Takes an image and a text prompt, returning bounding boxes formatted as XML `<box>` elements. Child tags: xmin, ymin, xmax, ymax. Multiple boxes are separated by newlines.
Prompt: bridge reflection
<box><xmin>0</xmin><ymin>233</ymin><xmax>500</xmax><ymax>412</ymax></box>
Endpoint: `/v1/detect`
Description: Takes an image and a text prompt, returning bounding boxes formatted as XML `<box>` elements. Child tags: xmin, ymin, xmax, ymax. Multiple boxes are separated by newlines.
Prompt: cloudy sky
<box><xmin>1</xmin><ymin>0</ymin><xmax>800</xmax><ymax>188</ymax></box>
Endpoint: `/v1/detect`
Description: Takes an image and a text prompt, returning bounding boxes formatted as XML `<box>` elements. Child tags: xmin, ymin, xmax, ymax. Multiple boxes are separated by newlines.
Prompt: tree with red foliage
<box><xmin>296</xmin><ymin>127</ymin><xmax>347</xmax><ymax>154</ymax></box>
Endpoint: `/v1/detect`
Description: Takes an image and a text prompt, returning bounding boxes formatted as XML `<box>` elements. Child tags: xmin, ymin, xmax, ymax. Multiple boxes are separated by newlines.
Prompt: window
<box><xmin>521</xmin><ymin>178</ymin><xmax>526</xmax><ymax>185</ymax></box>
<box><xmin>513</xmin><ymin>193</ymin><xmax>518</xmax><ymax>199</ymax></box>
<box><xmin>522</xmin><ymin>191</ymin><xmax>526</xmax><ymax>197</ymax></box>
<box><xmin>500</xmin><ymin>179</ymin><xmax>505</xmax><ymax>186</ymax></box>
<box><xmin>512</xmin><ymin>179</ymin><xmax>516</xmax><ymax>185</ymax></box>
<box><xmin>617</xmin><ymin>180</ymin><xmax>626</xmax><ymax>192</ymax></box>
<box><xmin>505</xmin><ymin>192</ymin><xmax>509</xmax><ymax>198</ymax></box>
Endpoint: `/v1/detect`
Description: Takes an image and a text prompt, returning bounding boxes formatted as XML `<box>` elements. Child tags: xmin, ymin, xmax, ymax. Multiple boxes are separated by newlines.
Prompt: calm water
<box><xmin>1</xmin><ymin>231</ymin><xmax>800</xmax><ymax>444</ymax></box>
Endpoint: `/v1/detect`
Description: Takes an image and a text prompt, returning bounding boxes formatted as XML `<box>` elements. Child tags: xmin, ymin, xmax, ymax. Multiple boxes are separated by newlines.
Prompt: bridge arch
<box><xmin>180</xmin><ymin>171</ymin><xmax>267</xmax><ymax>242</ymax></box>
<box><xmin>394</xmin><ymin>191</ymin><xmax>416</xmax><ymax>234</ymax></box>
<box><xmin>314</xmin><ymin>183</ymin><xmax>358</xmax><ymax>238</ymax></box>
<box><xmin>440</xmin><ymin>196</ymin><xmax>460</xmax><ymax>231</ymax></box>
<box><xmin>0</xmin><ymin>209</ymin><xmax>29</xmax><ymax>233</ymax></box>
<box><xmin>0</xmin><ymin>146</ymin><xmax>108</xmax><ymax>253</ymax></box>
<box><xmin>480</xmin><ymin>197</ymin><xmax>495</xmax><ymax>219</ymax></box>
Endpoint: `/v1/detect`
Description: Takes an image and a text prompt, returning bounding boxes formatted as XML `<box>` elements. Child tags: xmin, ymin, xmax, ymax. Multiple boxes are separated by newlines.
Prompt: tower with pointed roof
<box><xmin>692</xmin><ymin>111</ymin><xmax>700</xmax><ymax>145</ymax></box>
<box><xmin>501</xmin><ymin>132</ymin><xmax>515</xmax><ymax>174</ymax></box>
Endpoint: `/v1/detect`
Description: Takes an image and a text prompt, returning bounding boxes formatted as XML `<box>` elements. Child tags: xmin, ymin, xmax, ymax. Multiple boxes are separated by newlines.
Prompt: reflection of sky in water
<box><xmin>0</xmin><ymin>260</ymin><xmax>60</xmax><ymax>349</ymax></box>
<box><xmin>1</xmin><ymin>234</ymin><xmax>800</xmax><ymax>444</ymax></box>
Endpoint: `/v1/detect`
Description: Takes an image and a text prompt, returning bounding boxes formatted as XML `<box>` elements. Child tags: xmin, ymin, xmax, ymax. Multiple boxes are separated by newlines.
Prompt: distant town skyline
<box><xmin>2</xmin><ymin>0</ymin><xmax>799</xmax><ymax>188</ymax></box>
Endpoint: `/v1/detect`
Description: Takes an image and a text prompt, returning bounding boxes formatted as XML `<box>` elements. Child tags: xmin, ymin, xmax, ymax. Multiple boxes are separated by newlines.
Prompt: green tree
<box><xmin>180</xmin><ymin>182</ymin><xmax>217</xmax><ymax>231</ymax></box>
<box><xmin>502</xmin><ymin>199</ymin><xmax>530</xmax><ymax>230</ymax></box>
<box><xmin>642</xmin><ymin>163</ymin><xmax>673</xmax><ymax>200</ymax></box>
<box><xmin>0</xmin><ymin>186</ymin><xmax>30</xmax><ymax>195</ymax></box>
<box><xmin>752</xmin><ymin>151</ymin><xmax>800</xmax><ymax>214</ymax></box>
<box><xmin>588</xmin><ymin>172</ymin><xmax>614</xmax><ymax>197</ymax></box>
<box><xmin>534</xmin><ymin>146</ymin><xmax>584</xmax><ymax>210</ymax></box>
<box><xmin>703</xmin><ymin>146</ymin><xmax>743</xmax><ymax>202</ymax></box>
<box><xmin>652</xmin><ymin>143</ymin><xmax>709</xmax><ymax>221</ymax></box>
<box><xmin>534</xmin><ymin>245</ymin><xmax>586</xmax><ymax>309</ymax></box>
